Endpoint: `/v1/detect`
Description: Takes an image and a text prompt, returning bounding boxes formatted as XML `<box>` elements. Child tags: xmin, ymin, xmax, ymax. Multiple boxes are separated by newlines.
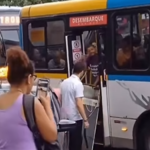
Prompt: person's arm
<box><xmin>34</xmin><ymin>98</ymin><xmax>57</xmax><ymax>142</ymax></box>
<box><xmin>93</xmin><ymin>76</ymin><xmax>99</xmax><ymax>87</ymax></box>
<box><xmin>75</xmin><ymin>83</ymin><xmax>87</xmax><ymax>121</ymax></box>
<box><xmin>48</xmin><ymin>60</ymin><xmax>54</xmax><ymax>69</ymax></box>
<box><xmin>117</xmin><ymin>49</ymin><xmax>127</xmax><ymax>66</ymax></box>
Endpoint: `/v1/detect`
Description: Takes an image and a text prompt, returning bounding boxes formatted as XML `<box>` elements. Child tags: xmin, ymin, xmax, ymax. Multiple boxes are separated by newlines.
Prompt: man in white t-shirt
<box><xmin>60</xmin><ymin>61</ymin><xmax>89</xmax><ymax>150</ymax></box>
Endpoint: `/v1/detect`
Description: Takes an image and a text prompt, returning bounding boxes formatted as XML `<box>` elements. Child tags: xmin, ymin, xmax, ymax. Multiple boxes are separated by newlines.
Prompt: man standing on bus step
<box><xmin>60</xmin><ymin>61</ymin><xmax>89</xmax><ymax>150</ymax></box>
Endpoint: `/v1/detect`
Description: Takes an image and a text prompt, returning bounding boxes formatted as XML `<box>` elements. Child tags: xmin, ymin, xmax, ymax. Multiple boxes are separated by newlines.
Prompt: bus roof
<box><xmin>21</xmin><ymin>0</ymin><xmax>150</xmax><ymax>18</ymax></box>
<box><xmin>0</xmin><ymin>6</ymin><xmax>21</xmax><ymax>12</ymax></box>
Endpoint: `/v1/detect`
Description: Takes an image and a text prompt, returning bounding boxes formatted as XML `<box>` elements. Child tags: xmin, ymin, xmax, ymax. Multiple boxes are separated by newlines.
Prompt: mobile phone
<box><xmin>36</xmin><ymin>79</ymin><xmax>49</xmax><ymax>97</ymax></box>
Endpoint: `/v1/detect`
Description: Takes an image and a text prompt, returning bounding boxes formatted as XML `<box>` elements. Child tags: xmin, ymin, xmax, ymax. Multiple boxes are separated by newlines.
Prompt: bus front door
<box><xmin>65</xmin><ymin>29</ymin><xmax>110</xmax><ymax>150</ymax></box>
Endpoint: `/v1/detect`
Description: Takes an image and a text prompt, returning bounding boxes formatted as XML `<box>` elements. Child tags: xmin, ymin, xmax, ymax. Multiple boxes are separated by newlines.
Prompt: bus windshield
<box><xmin>1</xmin><ymin>30</ymin><xmax>19</xmax><ymax>49</ymax></box>
<box><xmin>0</xmin><ymin>6</ymin><xmax>21</xmax><ymax>52</ymax></box>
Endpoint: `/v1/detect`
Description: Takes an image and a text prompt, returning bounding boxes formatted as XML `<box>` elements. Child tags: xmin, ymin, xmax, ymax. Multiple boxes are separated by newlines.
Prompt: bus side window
<box><xmin>115</xmin><ymin>12</ymin><xmax>149</xmax><ymax>70</ymax></box>
<box><xmin>28</xmin><ymin>23</ymin><xmax>47</xmax><ymax>69</ymax></box>
<box><xmin>0</xmin><ymin>33</ymin><xmax>6</xmax><ymax>67</ymax></box>
<box><xmin>47</xmin><ymin>20</ymin><xmax>66</xmax><ymax>70</ymax></box>
<box><xmin>28</xmin><ymin>20</ymin><xmax>66</xmax><ymax>70</ymax></box>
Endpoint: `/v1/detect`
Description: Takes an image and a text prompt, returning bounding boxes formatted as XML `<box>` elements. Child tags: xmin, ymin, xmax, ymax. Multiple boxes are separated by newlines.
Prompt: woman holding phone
<box><xmin>0</xmin><ymin>47</ymin><xmax>57</xmax><ymax>150</ymax></box>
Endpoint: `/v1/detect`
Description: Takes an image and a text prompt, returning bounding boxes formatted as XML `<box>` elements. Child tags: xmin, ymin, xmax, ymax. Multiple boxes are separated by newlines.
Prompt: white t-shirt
<box><xmin>60</xmin><ymin>74</ymin><xmax>84</xmax><ymax>121</ymax></box>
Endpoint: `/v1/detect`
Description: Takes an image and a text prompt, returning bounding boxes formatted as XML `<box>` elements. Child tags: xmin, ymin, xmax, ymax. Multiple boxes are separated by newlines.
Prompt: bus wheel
<box><xmin>138</xmin><ymin>121</ymin><xmax>150</xmax><ymax>150</ymax></box>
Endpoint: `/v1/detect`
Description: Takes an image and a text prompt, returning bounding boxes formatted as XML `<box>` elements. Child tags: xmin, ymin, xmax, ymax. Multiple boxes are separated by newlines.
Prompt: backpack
<box><xmin>49</xmin><ymin>87</ymin><xmax>61</xmax><ymax>125</ymax></box>
<box><xmin>23</xmin><ymin>94</ymin><xmax>61</xmax><ymax>150</ymax></box>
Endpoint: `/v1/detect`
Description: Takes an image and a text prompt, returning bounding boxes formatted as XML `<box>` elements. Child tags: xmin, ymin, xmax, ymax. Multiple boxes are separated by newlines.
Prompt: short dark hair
<box><xmin>73</xmin><ymin>61</ymin><xmax>86</xmax><ymax>74</ymax></box>
<box><xmin>122</xmin><ymin>34</ymin><xmax>141</xmax><ymax>49</ymax></box>
<box><xmin>7</xmin><ymin>46</ymin><xmax>34</xmax><ymax>85</ymax></box>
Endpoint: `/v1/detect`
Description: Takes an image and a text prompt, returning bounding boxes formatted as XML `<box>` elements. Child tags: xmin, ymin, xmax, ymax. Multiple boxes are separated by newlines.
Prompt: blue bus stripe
<box><xmin>19</xmin><ymin>24</ymin><xmax>23</xmax><ymax>49</ymax></box>
<box><xmin>107</xmin><ymin>0</ymin><xmax>150</xmax><ymax>9</ymax></box>
<box><xmin>108</xmin><ymin>75</ymin><xmax>150</xmax><ymax>82</ymax></box>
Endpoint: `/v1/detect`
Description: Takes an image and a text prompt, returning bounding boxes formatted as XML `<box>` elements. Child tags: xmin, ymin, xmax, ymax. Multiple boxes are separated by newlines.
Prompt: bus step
<box><xmin>93</xmin><ymin>144</ymin><xmax>103</xmax><ymax>150</ymax></box>
<box><xmin>95</xmin><ymin>122</ymin><xmax>103</xmax><ymax>144</ymax></box>
<box><xmin>94</xmin><ymin>142</ymin><xmax>103</xmax><ymax>145</ymax></box>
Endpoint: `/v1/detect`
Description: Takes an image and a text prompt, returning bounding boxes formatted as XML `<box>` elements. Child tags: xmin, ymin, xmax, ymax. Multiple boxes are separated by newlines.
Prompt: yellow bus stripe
<box><xmin>21</xmin><ymin>0</ymin><xmax>107</xmax><ymax>18</ymax></box>
<box><xmin>35</xmin><ymin>73</ymin><xmax>67</xmax><ymax>79</ymax></box>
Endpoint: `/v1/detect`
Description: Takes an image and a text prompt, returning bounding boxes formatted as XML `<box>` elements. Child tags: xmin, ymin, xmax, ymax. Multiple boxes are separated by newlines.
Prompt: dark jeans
<box><xmin>69</xmin><ymin>120</ymin><xmax>83</xmax><ymax>150</ymax></box>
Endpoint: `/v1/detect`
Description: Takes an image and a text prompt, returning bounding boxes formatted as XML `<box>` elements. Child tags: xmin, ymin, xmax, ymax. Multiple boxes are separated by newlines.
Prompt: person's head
<box><xmin>73</xmin><ymin>61</ymin><xmax>86</xmax><ymax>77</ymax></box>
<box><xmin>53</xmin><ymin>51</ymin><xmax>61</xmax><ymax>64</ymax></box>
<box><xmin>87</xmin><ymin>43</ymin><xmax>97</xmax><ymax>56</ymax></box>
<box><xmin>33</xmin><ymin>48</ymin><xmax>41</xmax><ymax>60</ymax></box>
<box><xmin>121</xmin><ymin>34</ymin><xmax>141</xmax><ymax>52</ymax></box>
<box><xmin>6</xmin><ymin>46</ymin><xmax>36</xmax><ymax>94</ymax></box>
<box><xmin>121</xmin><ymin>35</ymin><xmax>132</xmax><ymax>52</ymax></box>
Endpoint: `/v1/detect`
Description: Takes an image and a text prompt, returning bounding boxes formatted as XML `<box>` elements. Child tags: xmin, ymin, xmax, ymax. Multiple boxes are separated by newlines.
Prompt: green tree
<box><xmin>0</xmin><ymin>0</ymin><xmax>58</xmax><ymax>6</ymax></box>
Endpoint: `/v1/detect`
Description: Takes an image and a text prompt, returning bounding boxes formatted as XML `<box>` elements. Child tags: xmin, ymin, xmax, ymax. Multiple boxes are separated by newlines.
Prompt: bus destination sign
<box><xmin>0</xmin><ymin>16</ymin><xmax>19</xmax><ymax>25</ymax></box>
<box><xmin>70</xmin><ymin>14</ymin><xmax>107</xmax><ymax>27</ymax></box>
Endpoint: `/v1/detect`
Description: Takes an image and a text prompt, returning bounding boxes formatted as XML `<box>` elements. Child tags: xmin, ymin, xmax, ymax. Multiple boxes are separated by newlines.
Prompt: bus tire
<box><xmin>137</xmin><ymin>120</ymin><xmax>150</xmax><ymax>150</ymax></box>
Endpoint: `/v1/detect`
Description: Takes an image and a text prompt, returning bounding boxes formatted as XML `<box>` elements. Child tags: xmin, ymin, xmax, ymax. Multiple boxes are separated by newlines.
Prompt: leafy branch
<box><xmin>0</xmin><ymin>0</ymin><xmax>65</xmax><ymax>6</ymax></box>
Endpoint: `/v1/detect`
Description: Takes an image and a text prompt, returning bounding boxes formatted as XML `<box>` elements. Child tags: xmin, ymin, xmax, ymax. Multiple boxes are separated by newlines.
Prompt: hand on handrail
<box><xmin>80</xmin><ymin>71</ymin><xmax>88</xmax><ymax>81</ymax></box>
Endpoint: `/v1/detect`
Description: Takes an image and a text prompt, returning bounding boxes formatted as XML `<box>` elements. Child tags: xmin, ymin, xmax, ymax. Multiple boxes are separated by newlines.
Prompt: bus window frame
<box><xmin>111</xmin><ymin>8</ymin><xmax>150</xmax><ymax>75</ymax></box>
<box><xmin>22</xmin><ymin>17</ymin><xmax>68</xmax><ymax>74</ymax></box>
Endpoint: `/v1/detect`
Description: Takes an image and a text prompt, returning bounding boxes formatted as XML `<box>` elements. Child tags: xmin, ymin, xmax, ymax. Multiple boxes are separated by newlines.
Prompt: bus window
<box><xmin>115</xmin><ymin>12</ymin><xmax>149</xmax><ymax>70</ymax></box>
<box><xmin>47</xmin><ymin>20</ymin><xmax>64</xmax><ymax>45</ymax></box>
<box><xmin>47</xmin><ymin>20</ymin><xmax>66</xmax><ymax>70</ymax></box>
<box><xmin>28</xmin><ymin>20</ymin><xmax>66</xmax><ymax>70</ymax></box>
<box><xmin>28</xmin><ymin>23</ymin><xmax>46</xmax><ymax>69</ymax></box>
<box><xmin>0</xmin><ymin>33</ymin><xmax>6</xmax><ymax>67</ymax></box>
<box><xmin>29</xmin><ymin>24</ymin><xmax>45</xmax><ymax>46</ymax></box>
<box><xmin>1</xmin><ymin>30</ymin><xmax>19</xmax><ymax>49</ymax></box>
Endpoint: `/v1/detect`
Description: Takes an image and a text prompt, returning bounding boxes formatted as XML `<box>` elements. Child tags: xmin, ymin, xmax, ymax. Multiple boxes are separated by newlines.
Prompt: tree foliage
<box><xmin>0</xmin><ymin>0</ymin><xmax>63</xmax><ymax>6</ymax></box>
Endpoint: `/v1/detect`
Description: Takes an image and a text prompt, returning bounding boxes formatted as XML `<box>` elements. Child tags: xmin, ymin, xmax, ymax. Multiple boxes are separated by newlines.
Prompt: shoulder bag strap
<box><xmin>23</xmin><ymin>94</ymin><xmax>35</xmax><ymax>131</ymax></box>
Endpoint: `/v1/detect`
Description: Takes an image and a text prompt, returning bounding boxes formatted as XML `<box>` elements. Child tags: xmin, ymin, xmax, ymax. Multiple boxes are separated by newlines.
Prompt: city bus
<box><xmin>19</xmin><ymin>0</ymin><xmax>150</xmax><ymax>150</ymax></box>
<box><xmin>0</xmin><ymin>6</ymin><xmax>21</xmax><ymax>66</ymax></box>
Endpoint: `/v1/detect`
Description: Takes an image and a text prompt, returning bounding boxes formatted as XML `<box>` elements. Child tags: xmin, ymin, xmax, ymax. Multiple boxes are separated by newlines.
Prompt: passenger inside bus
<box><xmin>47</xmin><ymin>49</ymin><xmax>54</xmax><ymax>62</ymax></box>
<box><xmin>48</xmin><ymin>51</ymin><xmax>65</xmax><ymax>69</ymax></box>
<box><xmin>33</xmin><ymin>48</ymin><xmax>46</xmax><ymax>68</ymax></box>
<box><xmin>86</xmin><ymin>43</ymin><xmax>99</xmax><ymax>86</ymax></box>
<box><xmin>116</xmin><ymin>34</ymin><xmax>147</xmax><ymax>69</ymax></box>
